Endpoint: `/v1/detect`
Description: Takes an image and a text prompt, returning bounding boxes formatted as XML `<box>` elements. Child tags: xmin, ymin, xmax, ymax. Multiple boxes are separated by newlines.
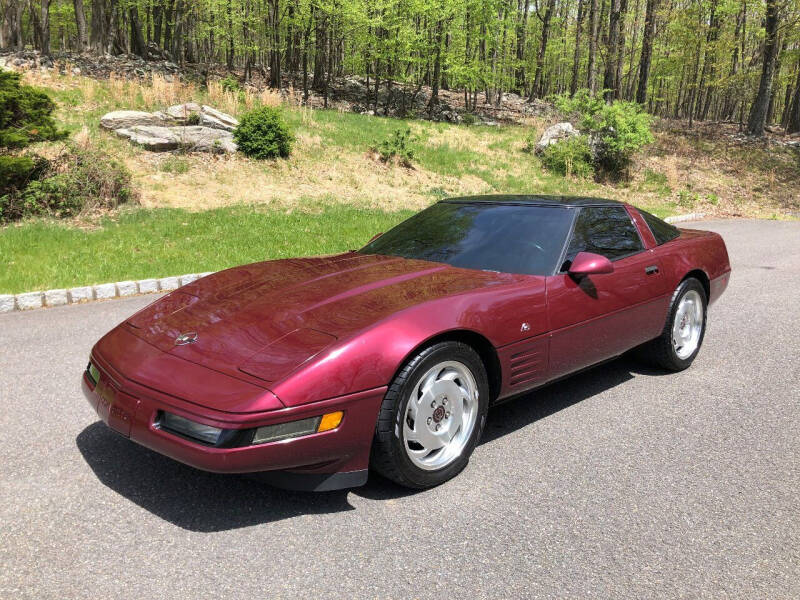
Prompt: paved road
<box><xmin>1</xmin><ymin>220</ymin><xmax>798</xmax><ymax>599</ymax></box>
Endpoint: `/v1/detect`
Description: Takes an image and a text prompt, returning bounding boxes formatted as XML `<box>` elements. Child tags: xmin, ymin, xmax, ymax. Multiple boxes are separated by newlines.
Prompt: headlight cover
<box><xmin>160</xmin><ymin>412</ymin><xmax>224</xmax><ymax>445</ymax></box>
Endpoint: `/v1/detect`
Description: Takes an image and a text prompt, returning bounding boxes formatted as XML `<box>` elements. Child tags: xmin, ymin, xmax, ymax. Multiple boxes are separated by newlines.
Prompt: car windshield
<box><xmin>358</xmin><ymin>202</ymin><xmax>575</xmax><ymax>276</ymax></box>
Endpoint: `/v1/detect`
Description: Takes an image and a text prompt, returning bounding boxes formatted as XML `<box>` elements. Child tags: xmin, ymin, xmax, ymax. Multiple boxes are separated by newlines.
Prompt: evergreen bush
<box><xmin>233</xmin><ymin>106</ymin><xmax>294</xmax><ymax>159</ymax></box>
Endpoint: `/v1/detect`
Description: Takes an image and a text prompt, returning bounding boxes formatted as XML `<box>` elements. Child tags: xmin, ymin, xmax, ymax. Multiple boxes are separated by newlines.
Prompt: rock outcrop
<box><xmin>101</xmin><ymin>103</ymin><xmax>239</xmax><ymax>153</ymax></box>
<box><xmin>535</xmin><ymin>122</ymin><xmax>580</xmax><ymax>154</ymax></box>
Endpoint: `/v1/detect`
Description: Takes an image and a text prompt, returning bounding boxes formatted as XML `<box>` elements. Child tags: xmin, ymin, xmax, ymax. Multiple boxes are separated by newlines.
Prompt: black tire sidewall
<box><xmin>388</xmin><ymin>342</ymin><xmax>489</xmax><ymax>488</ymax></box>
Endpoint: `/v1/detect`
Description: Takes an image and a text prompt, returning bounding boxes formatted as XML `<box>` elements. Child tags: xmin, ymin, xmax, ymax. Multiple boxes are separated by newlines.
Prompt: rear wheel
<box><xmin>639</xmin><ymin>277</ymin><xmax>707</xmax><ymax>371</ymax></box>
<box><xmin>371</xmin><ymin>341</ymin><xmax>489</xmax><ymax>489</ymax></box>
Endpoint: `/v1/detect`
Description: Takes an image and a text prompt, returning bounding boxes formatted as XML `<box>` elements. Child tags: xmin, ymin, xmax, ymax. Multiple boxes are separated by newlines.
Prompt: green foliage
<box><xmin>0</xmin><ymin>71</ymin><xmax>65</xmax><ymax>150</ymax></box>
<box><xmin>1</xmin><ymin>147</ymin><xmax>135</xmax><ymax>222</ymax></box>
<box><xmin>186</xmin><ymin>112</ymin><xmax>201</xmax><ymax>125</ymax></box>
<box><xmin>522</xmin><ymin>130</ymin><xmax>539</xmax><ymax>154</ymax></box>
<box><xmin>0</xmin><ymin>154</ymin><xmax>49</xmax><ymax>197</ymax></box>
<box><xmin>460</xmin><ymin>113</ymin><xmax>478</xmax><ymax>126</ymax></box>
<box><xmin>540</xmin><ymin>135</ymin><xmax>594</xmax><ymax>178</ymax></box>
<box><xmin>376</xmin><ymin>127</ymin><xmax>417</xmax><ymax>166</ymax></box>
<box><xmin>234</xmin><ymin>106</ymin><xmax>293</xmax><ymax>159</ymax></box>
<box><xmin>554</xmin><ymin>90</ymin><xmax>654</xmax><ymax>176</ymax></box>
<box><xmin>219</xmin><ymin>75</ymin><xmax>242</xmax><ymax>92</ymax></box>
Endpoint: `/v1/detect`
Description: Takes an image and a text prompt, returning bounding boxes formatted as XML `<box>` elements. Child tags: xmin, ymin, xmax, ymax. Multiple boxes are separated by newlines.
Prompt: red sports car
<box><xmin>83</xmin><ymin>195</ymin><xmax>730</xmax><ymax>490</ymax></box>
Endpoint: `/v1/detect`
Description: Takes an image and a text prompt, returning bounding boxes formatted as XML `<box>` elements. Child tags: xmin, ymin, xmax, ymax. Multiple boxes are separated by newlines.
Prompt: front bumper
<box><xmin>82</xmin><ymin>354</ymin><xmax>386</xmax><ymax>490</ymax></box>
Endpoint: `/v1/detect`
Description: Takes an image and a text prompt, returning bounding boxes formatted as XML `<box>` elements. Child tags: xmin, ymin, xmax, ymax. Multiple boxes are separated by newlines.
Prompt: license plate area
<box><xmin>95</xmin><ymin>376</ymin><xmax>139</xmax><ymax>437</ymax></box>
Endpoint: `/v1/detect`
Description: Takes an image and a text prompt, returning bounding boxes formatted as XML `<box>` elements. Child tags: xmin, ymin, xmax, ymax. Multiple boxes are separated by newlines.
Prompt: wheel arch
<box><xmin>682</xmin><ymin>269</ymin><xmax>710</xmax><ymax>300</ymax></box>
<box><xmin>394</xmin><ymin>329</ymin><xmax>502</xmax><ymax>403</ymax></box>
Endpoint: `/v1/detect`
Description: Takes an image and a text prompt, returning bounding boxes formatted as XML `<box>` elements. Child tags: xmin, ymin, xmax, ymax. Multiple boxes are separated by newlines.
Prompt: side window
<box><xmin>639</xmin><ymin>209</ymin><xmax>680</xmax><ymax>245</ymax></box>
<box><xmin>563</xmin><ymin>206</ymin><xmax>644</xmax><ymax>267</ymax></box>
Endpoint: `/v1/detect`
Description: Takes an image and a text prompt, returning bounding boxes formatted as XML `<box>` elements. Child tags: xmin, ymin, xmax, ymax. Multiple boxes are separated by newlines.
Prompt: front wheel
<box><xmin>371</xmin><ymin>341</ymin><xmax>489</xmax><ymax>489</ymax></box>
<box><xmin>639</xmin><ymin>277</ymin><xmax>708</xmax><ymax>371</ymax></box>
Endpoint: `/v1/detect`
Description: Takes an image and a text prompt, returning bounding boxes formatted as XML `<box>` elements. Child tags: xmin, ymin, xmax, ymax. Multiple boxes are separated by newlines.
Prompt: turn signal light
<box><xmin>317</xmin><ymin>411</ymin><xmax>343</xmax><ymax>432</ymax></box>
<box><xmin>251</xmin><ymin>411</ymin><xmax>344</xmax><ymax>445</ymax></box>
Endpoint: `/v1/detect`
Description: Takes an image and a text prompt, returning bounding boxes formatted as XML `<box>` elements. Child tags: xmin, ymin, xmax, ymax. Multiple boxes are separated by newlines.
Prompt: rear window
<box><xmin>639</xmin><ymin>209</ymin><xmax>680</xmax><ymax>245</ymax></box>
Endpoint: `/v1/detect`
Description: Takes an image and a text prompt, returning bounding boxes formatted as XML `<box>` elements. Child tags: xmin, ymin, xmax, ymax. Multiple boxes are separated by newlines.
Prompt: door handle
<box><xmin>645</xmin><ymin>265</ymin><xmax>659</xmax><ymax>275</ymax></box>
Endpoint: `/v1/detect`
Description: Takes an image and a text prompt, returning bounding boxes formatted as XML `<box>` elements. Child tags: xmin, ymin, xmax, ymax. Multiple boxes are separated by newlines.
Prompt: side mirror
<box><xmin>568</xmin><ymin>251</ymin><xmax>614</xmax><ymax>276</ymax></box>
<box><xmin>368</xmin><ymin>232</ymin><xmax>383</xmax><ymax>243</ymax></box>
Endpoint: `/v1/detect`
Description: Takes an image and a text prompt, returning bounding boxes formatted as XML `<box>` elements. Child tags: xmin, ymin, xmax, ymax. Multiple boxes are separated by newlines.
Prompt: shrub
<box><xmin>234</xmin><ymin>106</ymin><xmax>293</xmax><ymax>159</ymax></box>
<box><xmin>522</xmin><ymin>131</ymin><xmax>539</xmax><ymax>154</ymax></box>
<box><xmin>220</xmin><ymin>75</ymin><xmax>241</xmax><ymax>93</ymax></box>
<box><xmin>0</xmin><ymin>70</ymin><xmax>65</xmax><ymax>150</ymax></box>
<box><xmin>540</xmin><ymin>135</ymin><xmax>594</xmax><ymax>178</ymax></box>
<box><xmin>0</xmin><ymin>147</ymin><xmax>136</xmax><ymax>221</ymax></box>
<box><xmin>0</xmin><ymin>154</ymin><xmax>49</xmax><ymax>197</ymax></box>
<box><xmin>554</xmin><ymin>89</ymin><xmax>654</xmax><ymax>177</ymax></box>
<box><xmin>461</xmin><ymin>113</ymin><xmax>478</xmax><ymax>126</ymax></box>
<box><xmin>375</xmin><ymin>127</ymin><xmax>417</xmax><ymax>167</ymax></box>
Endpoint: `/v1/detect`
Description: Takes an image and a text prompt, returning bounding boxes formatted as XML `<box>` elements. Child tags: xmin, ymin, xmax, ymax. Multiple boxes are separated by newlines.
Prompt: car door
<box><xmin>546</xmin><ymin>205</ymin><xmax>671</xmax><ymax>380</ymax></box>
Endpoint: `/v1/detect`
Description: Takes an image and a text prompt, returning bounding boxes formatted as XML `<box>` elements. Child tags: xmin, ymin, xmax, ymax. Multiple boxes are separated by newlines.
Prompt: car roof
<box><xmin>441</xmin><ymin>194</ymin><xmax>623</xmax><ymax>208</ymax></box>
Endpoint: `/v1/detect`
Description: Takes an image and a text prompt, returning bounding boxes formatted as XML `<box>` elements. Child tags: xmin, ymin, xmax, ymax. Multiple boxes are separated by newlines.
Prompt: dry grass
<box><xmin>128</xmin><ymin>146</ymin><xmax>488</xmax><ymax>212</ymax></box>
<box><xmin>15</xmin><ymin>65</ymin><xmax>798</xmax><ymax>221</ymax></box>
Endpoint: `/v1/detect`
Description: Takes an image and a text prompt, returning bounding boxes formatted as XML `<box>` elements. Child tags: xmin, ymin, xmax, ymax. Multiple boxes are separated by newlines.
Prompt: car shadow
<box><xmin>76</xmin><ymin>354</ymin><xmax>665</xmax><ymax>531</ymax></box>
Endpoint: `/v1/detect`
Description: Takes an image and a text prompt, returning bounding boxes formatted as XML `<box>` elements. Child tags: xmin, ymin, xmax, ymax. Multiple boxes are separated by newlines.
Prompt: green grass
<box><xmin>0</xmin><ymin>204</ymin><xmax>412</xmax><ymax>294</ymax></box>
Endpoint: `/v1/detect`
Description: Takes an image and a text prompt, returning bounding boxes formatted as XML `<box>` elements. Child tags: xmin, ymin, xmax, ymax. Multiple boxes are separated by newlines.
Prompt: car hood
<box><xmin>124</xmin><ymin>253</ymin><xmax>518</xmax><ymax>384</ymax></box>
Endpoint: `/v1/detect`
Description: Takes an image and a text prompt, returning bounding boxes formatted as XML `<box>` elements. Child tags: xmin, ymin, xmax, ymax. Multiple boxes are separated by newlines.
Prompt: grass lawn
<box><xmin>0</xmin><ymin>205</ymin><xmax>411</xmax><ymax>294</ymax></box>
<box><xmin>2</xmin><ymin>69</ymin><xmax>796</xmax><ymax>295</ymax></box>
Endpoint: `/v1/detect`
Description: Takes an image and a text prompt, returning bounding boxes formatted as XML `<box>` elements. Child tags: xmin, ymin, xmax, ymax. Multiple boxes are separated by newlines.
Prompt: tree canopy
<box><xmin>2</xmin><ymin>0</ymin><xmax>799</xmax><ymax>133</ymax></box>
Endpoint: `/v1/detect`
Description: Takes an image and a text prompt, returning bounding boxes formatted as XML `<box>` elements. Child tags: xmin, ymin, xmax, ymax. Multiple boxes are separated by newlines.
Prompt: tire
<box><xmin>371</xmin><ymin>341</ymin><xmax>489</xmax><ymax>489</ymax></box>
<box><xmin>639</xmin><ymin>277</ymin><xmax>707</xmax><ymax>371</ymax></box>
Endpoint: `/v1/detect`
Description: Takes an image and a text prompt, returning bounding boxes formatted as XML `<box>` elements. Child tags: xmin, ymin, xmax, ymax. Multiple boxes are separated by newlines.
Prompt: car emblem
<box><xmin>174</xmin><ymin>331</ymin><xmax>198</xmax><ymax>345</ymax></box>
<box><xmin>520</xmin><ymin>322</ymin><xmax>531</xmax><ymax>332</ymax></box>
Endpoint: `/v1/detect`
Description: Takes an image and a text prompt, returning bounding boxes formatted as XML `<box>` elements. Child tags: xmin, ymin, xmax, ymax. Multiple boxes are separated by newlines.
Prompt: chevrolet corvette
<box><xmin>82</xmin><ymin>195</ymin><xmax>730</xmax><ymax>490</ymax></box>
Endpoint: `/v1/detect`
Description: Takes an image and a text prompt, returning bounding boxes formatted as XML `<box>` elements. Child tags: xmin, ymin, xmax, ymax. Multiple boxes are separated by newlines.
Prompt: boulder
<box><xmin>174</xmin><ymin>126</ymin><xmax>237</xmax><ymax>153</ymax></box>
<box><xmin>535</xmin><ymin>122</ymin><xmax>580</xmax><ymax>154</ymax></box>
<box><xmin>114</xmin><ymin>124</ymin><xmax>236</xmax><ymax>153</ymax></box>
<box><xmin>100</xmin><ymin>110</ymin><xmax>170</xmax><ymax>130</ymax></box>
<box><xmin>166</xmin><ymin>102</ymin><xmax>202</xmax><ymax>120</ymax></box>
<box><xmin>200</xmin><ymin>105</ymin><xmax>239</xmax><ymax>131</ymax></box>
<box><xmin>114</xmin><ymin>126</ymin><xmax>180</xmax><ymax>150</ymax></box>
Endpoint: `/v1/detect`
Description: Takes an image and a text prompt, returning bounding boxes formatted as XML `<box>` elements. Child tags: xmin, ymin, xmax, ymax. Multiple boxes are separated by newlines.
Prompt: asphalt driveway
<box><xmin>1</xmin><ymin>219</ymin><xmax>798</xmax><ymax>599</ymax></box>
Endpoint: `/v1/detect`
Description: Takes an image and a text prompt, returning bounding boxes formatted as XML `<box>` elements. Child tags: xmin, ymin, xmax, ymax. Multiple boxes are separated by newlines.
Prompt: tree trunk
<box><xmin>570</xmin><ymin>0</ymin><xmax>585</xmax><ymax>95</ymax></box>
<box><xmin>587</xmin><ymin>0</ymin><xmax>599</xmax><ymax>93</ymax></box>
<box><xmin>268</xmin><ymin>0</ymin><xmax>281</xmax><ymax>88</ymax></box>
<box><xmin>765</xmin><ymin>35</ymin><xmax>787</xmax><ymax>127</ymax></box>
<box><xmin>72</xmin><ymin>0</ymin><xmax>88</xmax><ymax>51</ymax></box>
<box><xmin>613</xmin><ymin>0</ymin><xmax>628</xmax><ymax>98</ymax></box>
<box><xmin>312</xmin><ymin>4</ymin><xmax>326</xmax><ymax>91</ymax></box>
<box><xmin>746</xmin><ymin>0</ymin><xmax>779</xmax><ymax>136</ymax></box>
<box><xmin>39</xmin><ymin>0</ymin><xmax>51</xmax><ymax>55</ymax></box>
<box><xmin>129</xmin><ymin>5</ymin><xmax>146</xmax><ymax>57</ymax></box>
<box><xmin>635</xmin><ymin>0</ymin><xmax>658</xmax><ymax>104</ymax></box>
<box><xmin>428</xmin><ymin>19</ymin><xmax>443</xmax><ymax>109</ymax></box>
<box><xmin>515</xmin><ymin>0</ymin><xmax>529</xmax><ymax>92</ymax></box>
<box><xmin>786</xmin><ymin>64</ymin><xmax>800</xmax><ymax>134</ymax></box>
<box><xmin>529</xmin><ymin>0</ymin><xmax>556</xmax><ymax>100</ymax></box>
<box><xmin>603</xmin><ymin>0</ymin><xmax>622</xmax><ymax>101</ymax></box>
